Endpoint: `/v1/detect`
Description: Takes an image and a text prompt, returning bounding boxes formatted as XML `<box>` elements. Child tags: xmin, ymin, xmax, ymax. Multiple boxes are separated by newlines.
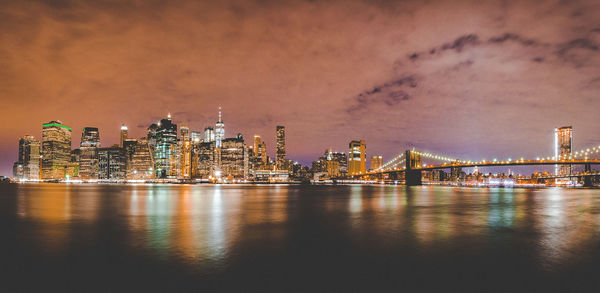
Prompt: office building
<box><xmin>348</xmin><ymin>140</ymin><xmax>366</xmax><ymax>175</ymax></box>
<box><xmin>99</xmin><ymin>146</ymin><xmax>127</xmax><ymax>179</ymax></box>
<box><xmin>79</xmin><ymin>127</ymin><xmax>101</xmax><ymax>179</ymax></box>
<box><xmin>204</xmin><ymin>127</ymin><xmax>215</xmax><ymax>143</ymax></box>
<box><xmin>154</xmin><ymin>114</ymin><xmax>178</xmax><ymax>178</ymax></box>
<box><xmin>14</xmin><ymin>135</ymin><xmax>40</xmax><ymax>180</ymax></box>
<box><xmin>276</xmin><ymin>126</ymin><xmax>286</xmax><ymax>170</ymax></box>
<box><xmin>370</xmin><ymin>155</ymin><xmax>383</xmax><ymax>171</ymax></box>
<box><xmin>221</xmin><ymin>135</ymin><xmax>246</xmax><ymax>178</ymax></box>
<box><xmin>215</xmin><ymin>108</ymin><xmax>225</xmax><ymax>147</ymax></box>
<box><xmin>41</xmin><ymin>121</ymin><xmax>72</xmax><ymax>179</ymax></box>
<box><xmin>127</xmin><ymin>138</ymin><xmax>154</xmax><ymax>180</ymax></box>
<box><xmin>120</xmin><ymin>125</ymin><xmax>128</xmax><ymax>148</ymax></box>
<box><xmin>196</xmin><ymin>141</ymin><xmax>216</xmax><ymax>178</ymax></box>
<box><xmin>179</xmin><ymin>126</ymin><xmax>192</xmax><ymax>179</ymax></box>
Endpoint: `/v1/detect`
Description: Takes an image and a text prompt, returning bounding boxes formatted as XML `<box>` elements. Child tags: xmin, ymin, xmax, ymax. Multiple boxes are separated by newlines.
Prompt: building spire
<box><xmin>218</xmin><ymin>106</ymin><xmax>222</xmax><ymax>123</ymax></box>
<box><xmin>167</xmin><ymin>112</ymin><xmax>172</xmax><ymax>120</ymax></box>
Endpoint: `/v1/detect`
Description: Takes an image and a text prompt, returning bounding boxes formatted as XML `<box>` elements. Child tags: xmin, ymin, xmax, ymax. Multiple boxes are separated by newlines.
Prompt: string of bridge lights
<box><xmin>380</xmin><ymin>152</ymin><xmax>405</xmax><ymax>170</ymax></box>
<box><xmin>380</xmin><ymin>145</ymin><xmax>600</xmax><ymax>171</ymax></box>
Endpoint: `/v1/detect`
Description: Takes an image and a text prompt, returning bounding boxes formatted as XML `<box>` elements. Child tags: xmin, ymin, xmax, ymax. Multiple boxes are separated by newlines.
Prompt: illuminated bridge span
<box><xmin>367</xmin><ymin>146</ymin><xmax>600</xmax><ymax>186</ymax></box>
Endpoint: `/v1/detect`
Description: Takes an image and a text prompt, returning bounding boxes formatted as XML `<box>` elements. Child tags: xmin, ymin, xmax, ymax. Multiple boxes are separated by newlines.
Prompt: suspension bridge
<box><xmin>362</xmin><ymin>144</ymin><xmax>600</xmax><ymax>186</ymax></box>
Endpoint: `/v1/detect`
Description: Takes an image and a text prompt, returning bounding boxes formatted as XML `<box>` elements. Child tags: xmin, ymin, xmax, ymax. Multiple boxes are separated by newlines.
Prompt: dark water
<box><xmin>2</xmin><ymin>184</ymin><xmax>600</xmax><ymax>292</ymax></box>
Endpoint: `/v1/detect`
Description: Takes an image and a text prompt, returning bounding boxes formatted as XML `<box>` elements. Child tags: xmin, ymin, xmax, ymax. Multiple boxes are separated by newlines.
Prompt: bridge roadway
<box><xmin>367</xmin><ymin>159</ymin><xmax>600</xmax><ymax>175</ymax></box>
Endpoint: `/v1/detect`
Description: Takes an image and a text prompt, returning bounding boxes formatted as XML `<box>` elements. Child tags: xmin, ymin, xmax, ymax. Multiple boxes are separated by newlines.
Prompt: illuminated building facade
<box><xmin>215</xmin><ymin>108</ymin><xmax>225</xmax><ymax>147</ymax></box>
<box><xmin>99</xmin><ymin>147</ymin><xmax>126</xmax><ymax>179</ymax></box>
<box><xmin>276</xmin><ymin>126</ymin><xmax>286</xmax><ymax>170</ymax></box>
<box><xmin>41</xmin><ymin>121</ymin><xmax>72</xmax><ymax>179</ymax></box>
<box><xmin>127</xmin><ymin>138</ymin><xmax>154</xmax><ymax>179</ymax></box>
<box><xmin>370</xmin><ymin>155</ymin><xmax>382</xmax><ymax>171</ymax></box>
<box><xmin>79</xmin><ymin>127</ymin><xmax>100</xmax><ymax>179</ymax></box>
<box><xmin>196</xmin><ymin>141</ymin><xmax>216</xmax><ymax>178</ymax></box>
<box><xmin>14</xmin><ymin>135</ymin><xmax>40</xmax><ymax>180</ymax></box>
<box><xmin>191</xmin><ymin>131</ymin><xmax>203</xmax><ymax>143</ymax></box>
<box><xmin>120</xmin><ymin>125</ymin><xmax>128</xmax><ymax>147</ymax></box>
<box><xmin>154</xmin><ymin>114</ymin><xmax>178</xmax><ymax>178</ymax></box>
<box><xmin>204</xmin><ymin>127</ymin><xmax>215</xmax><ymax>143</ymax></box>
<box><xmin>348</xmin><ymin>140</ymin><xmax>366</xmax><ymax>175</ymax></box>
<box><xmin>555</xmin><ymin>126</ymin><xmax>572</xmax><ymax>177</ymax></box>
<box><xmin>221</xmin><ymin>136</ymin><xmax>246</xmax><ymax>178</ymax></box>
<box><xmin>326</xmin><ymin>160</ymin><xmax>340</xmax><ymax>177</ymax></box>
<box><xmin>179</xmin><ymin>126</ymin><xmax>192</xmax><ymax>179</ymax></box>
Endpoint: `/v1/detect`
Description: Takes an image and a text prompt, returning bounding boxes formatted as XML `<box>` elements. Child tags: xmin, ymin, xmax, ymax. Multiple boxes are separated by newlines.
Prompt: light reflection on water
<box><xmin>5</xmin><ymin>183</ymin><xmax>600</xmax><ymax>290</ymax></box>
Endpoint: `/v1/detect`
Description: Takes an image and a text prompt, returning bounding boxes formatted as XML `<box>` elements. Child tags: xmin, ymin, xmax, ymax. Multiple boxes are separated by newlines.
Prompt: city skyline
<box><xmin>2</xmin><ymin>0</ymin><xmax>600</xmax><ymax>176</ymax></box>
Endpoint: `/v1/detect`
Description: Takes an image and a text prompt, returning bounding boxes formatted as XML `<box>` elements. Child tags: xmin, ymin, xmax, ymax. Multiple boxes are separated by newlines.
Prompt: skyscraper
<box><xmin>215</xmin><ymin>107</ymin><xmax>225</xmax><ymax>147</ymax></box>
<box><xmin>348</xmin><ymin>140</ymin><xmax>366</xmax><ymax>175</ymax></box>
<box><xmin>120</xmin><ymin>125</ymin><xmax>128</xmax><ymax>148</ymax></box>
<box><xmin>127</xmin><ymin>138</ymin><xmax>154</xmax><ymax>180</ymax></box>
<box><xmin>253</xmin><ymin>135</ymin><xmax>261</xmax><ymax>157</ymax></box>
<box><xmin>179</xmin><ymin>125</ymin><xmax>192</xmax><ymax>179</ymax></box>
<box><xmin>14</xmin><ymin>135</ymin><xmax>40</xmax><ymax>180</ymax></box>
<box><xmin>79</xmin><ymin>127</ymin><xmax>101</xmax><ymax>179</ymax></box>
<box><xmin>154</xmin><ymin>114</ymin><xmax>178</xmax><ymax>178</ymax></box>
<box><xmin>555</xmin><ymin>126</ymin><xmax>572</xmax><ymax>177</ymax></box>
<box><xmin>196</xmin><ymin>141</ymin><xmax>216</xmax><ymax>178</ymax></box>
<box><xmin>221</xmin><ymin>136</ymin><xmax>246</xmax><ymax>178</ymax></box>
<box><xmin>99</xmin><ymin>147</ymin><xmax>126</xmax><ymax>179</ymax></box>
<box><xmin>276</xmin><ymin>126</ymin><xmax>286</xmax><ymax>170</ymax></box>
<box><xmin>204</xmin><ymin>127</ymin><xmax>215</xmax><ymax>143</ymax></box>
<box><xmin>41</xmin><ymin>121</ymin><xmax>72</xmax><ymax>179</ymax></box>
<box><xmin>370</xmin><ymin>155</ymin><xmax>383</xmax><ymax>171</ymax></box>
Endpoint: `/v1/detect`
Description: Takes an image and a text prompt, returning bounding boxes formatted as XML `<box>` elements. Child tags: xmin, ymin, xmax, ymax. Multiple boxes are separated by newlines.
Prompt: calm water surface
<box><xmin>2</xmin><ymin>183</ymin><xmax>600</xmax><ymax>292</ymax></box>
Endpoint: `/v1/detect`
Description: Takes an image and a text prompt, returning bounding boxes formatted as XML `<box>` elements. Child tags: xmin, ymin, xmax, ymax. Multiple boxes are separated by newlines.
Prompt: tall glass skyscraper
<box><xmin>154</xmin><ymin>114</ymin><xmax>178</xmax><ymax>178</ymax></box>
<box><xmin>41</xmin><ymin>121</ymin><xmax>72</xmax><ymax>179</ymax></box>
<box><xmin>79</xmin><ymin>127</ymin><xmax>101</xmax><ymax>179</ymax></box>
<box><xmin>215</xmin><ymin>107</ymin><xmax>225</xmax><ymax>147</ymax></box>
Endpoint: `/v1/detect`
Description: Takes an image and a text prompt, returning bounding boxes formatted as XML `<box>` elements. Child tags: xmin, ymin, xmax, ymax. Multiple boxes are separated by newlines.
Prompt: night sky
<box><xmin>1</xmin><ymin>0</ymin><xmax>600</xmax><ymax>176</ymax></box>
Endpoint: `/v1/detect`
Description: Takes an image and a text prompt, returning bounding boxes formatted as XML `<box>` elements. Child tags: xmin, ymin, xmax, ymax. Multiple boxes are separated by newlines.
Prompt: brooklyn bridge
<box><xmin>360</xmin><ymin>145</ymin><xmax>600</xmax><ymax>187</ymax></box>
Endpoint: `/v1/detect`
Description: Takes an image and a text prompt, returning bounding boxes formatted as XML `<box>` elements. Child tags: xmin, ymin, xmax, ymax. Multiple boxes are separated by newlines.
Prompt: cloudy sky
<box><xmin>1</xmin><ymin>0</ymin><xmax>600</xmax><ymax>175</ymax></box>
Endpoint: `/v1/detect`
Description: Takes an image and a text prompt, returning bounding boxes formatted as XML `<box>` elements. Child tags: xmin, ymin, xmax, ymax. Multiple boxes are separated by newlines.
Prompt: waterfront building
<box><xmin>555</xmin><ymin>126</ymin><xmax>572</xmax><ymax>177</ymax></box>
<box><xmin>326</xmin><ymin>160</ymin><xmax>340</xmax><ymax>177</ymax></box>
<box><xmin>215</xmin><ymin>108</ymin><xmax>225</xmax><ymax>147</ymax></box>
<box><xmin>120</xmin><ymin>125</ymin><xmax>128</xmax><ymax>148</ymax></box>
<box><xmin>179</xmin><ymin>126</ymin><xmax>192</xmax><ymax>179</ymax></box>
<box><xmin>14</xmin><ymin>135</ymin><xmax>40</xmax><ymax>180</ymax></box>
<box><xmin>99</xmin><ymin>146</ymin><xmax>127</xmax><ymax>179</ymax></box>
<box><xmin>79</xmin><ymin>127</ymin><xmax>101</xmax><ymax>179</ymax></box>
<box><xmin>370</xmin><ymin>155</ymin><xmax>383</xmax><ymax>171</ymax></box>
<box><xmin>220</xmin><ymin>135</ymin><xmax>246</xmax><ymax>178</ymax></box>
<box><xmin>196</xmin><ymin>141</ymin><xmax>216</xmax><ymax>178</ymax></box>
<box><xmin>12</xmin><ymin>162</ymin><xmax>23</xmax><ymax>179</ymax></box>
<box><xmin>41</xmin><ymin>121</ymin><xmax>72</xmax><ymax>179</ymax></box>
<box><xmin>276</xmin><ymin>126</ymin><xmax>286</xmax><ymax>170</ymax></box>
<box><xmin>348</xmin><ymin>140</ymin><xmax>366</xmax><ymax>176</ymax></box>
<box><xmin>252</xmin><ymin>169</ymin><xmax>290</xmax><ymax>182</ymax></box>
<box><xmin>127</xmin><ymin>138</ymin><xmax>154</xmax><ymax>180</ymax></box>
<box><xmin>154</xmin><ymin>114</ymin><xmax>178</xmax><ymax>178</ymax></box>
<box><xmin>326</xmin><ymin>149</ymin><xmax>348</xmax><ymax>176</ymax></box>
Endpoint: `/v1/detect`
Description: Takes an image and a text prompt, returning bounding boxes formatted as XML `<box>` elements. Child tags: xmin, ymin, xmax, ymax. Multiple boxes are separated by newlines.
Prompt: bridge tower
<box><xmin>405</xmin><ymin>150</ymin><xmax>422</xmax><ymax>186</ymax></box>
<box><xmin>584</xmin><ymin>163</ymin><xmax>592</xmax><ymax>187</ymax></box>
